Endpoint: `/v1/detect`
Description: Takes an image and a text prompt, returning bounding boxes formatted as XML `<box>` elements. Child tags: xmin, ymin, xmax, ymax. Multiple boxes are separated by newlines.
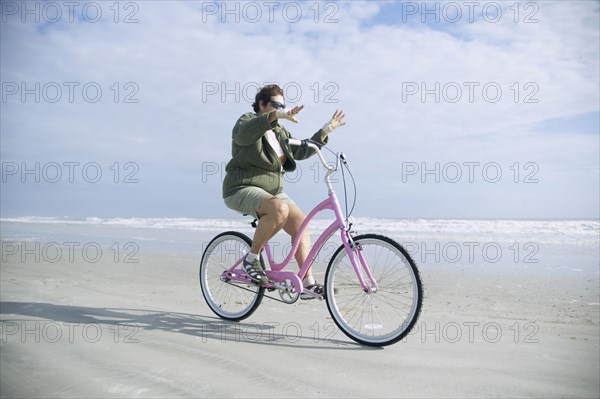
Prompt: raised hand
<box><xmin>321</xmin><ymin>109</ymin><xmax>346</xmax><ymax>134</ymax></box>
<box><xmin>276</xmin><ymin>105</ymin><xmax>305</xmax><ymax>123</ymax></box>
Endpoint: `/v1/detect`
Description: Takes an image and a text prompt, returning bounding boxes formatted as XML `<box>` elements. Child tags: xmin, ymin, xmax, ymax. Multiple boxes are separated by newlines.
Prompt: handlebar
<box><xmin>287</xmin><ymin>138</ymin><xmax>335</xmax><ymax>172</ymax></box>
<box><xmin>288</xmin><ymin>138</ymin><xmax>354</xmax><ymax>216</ymax></box>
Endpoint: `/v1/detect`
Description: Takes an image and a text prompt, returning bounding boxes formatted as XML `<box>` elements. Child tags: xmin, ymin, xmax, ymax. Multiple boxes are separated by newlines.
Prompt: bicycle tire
<box><xmin>199</xmin><ymin>231</ymin><xmax>264</xmax><ymax>321</ymax></box>
<box><xmin>325</xmin><ymin>234</ymin><xmax>423</xmax><ymax>346</ymax></box>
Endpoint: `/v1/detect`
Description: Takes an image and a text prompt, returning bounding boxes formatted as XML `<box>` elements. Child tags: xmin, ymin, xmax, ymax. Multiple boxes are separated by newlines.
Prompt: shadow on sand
<box><xmin>0</xmin><ymin>301</ymin><xmax>382</xmax><ymax>350</ymax></box>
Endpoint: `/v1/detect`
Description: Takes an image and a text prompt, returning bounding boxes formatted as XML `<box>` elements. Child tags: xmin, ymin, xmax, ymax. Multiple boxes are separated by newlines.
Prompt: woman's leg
<box><xmin>251</xmin><ymin>196</ymin><xmax>290</xmax><ymax>255</ymax></box>
<box><xmin>282</xmin><ymin>204</ymin><xmax>313</xmax><ymax>279</ymax></box>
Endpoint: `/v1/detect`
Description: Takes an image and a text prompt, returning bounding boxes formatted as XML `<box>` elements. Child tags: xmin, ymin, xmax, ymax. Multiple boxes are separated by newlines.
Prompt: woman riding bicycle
<box><xmin>222</xmin><ymin>84</ymin><xmax>345</xmax><ymax>298</ymax></box>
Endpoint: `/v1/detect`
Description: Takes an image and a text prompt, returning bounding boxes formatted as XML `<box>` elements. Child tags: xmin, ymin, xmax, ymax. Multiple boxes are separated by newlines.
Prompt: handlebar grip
<box><xmin>286</xmin><ymin>138</ymin><xmax>333</xmax><ymax>171</ymax></box>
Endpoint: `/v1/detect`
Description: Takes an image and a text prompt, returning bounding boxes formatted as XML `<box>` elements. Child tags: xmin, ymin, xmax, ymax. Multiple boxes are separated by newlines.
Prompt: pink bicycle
<box><xmin>200</xmin><ymin>139</ymin><xmax>423</xmax><ymax>346</ymax></box>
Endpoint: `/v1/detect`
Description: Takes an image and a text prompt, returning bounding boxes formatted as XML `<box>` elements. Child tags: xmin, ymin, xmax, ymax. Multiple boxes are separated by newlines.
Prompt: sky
<box><xmin>0</xmin><ymin>0</ymin><xmax>599</xmax><ymax>220</ymax></box>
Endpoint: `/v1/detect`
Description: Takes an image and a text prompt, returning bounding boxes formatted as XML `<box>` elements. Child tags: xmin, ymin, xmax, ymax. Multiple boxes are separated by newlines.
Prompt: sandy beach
<box><xmin>1</xmin><ymin>223</ymin><xmax>598</xmax><ymax>398</ymax></box>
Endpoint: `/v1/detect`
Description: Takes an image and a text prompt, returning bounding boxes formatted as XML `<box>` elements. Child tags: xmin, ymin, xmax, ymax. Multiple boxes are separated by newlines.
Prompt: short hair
<box><xmin>252</xmin><ymin>84</ymin><xmax>284</xmax><ymax>113</ymax></box>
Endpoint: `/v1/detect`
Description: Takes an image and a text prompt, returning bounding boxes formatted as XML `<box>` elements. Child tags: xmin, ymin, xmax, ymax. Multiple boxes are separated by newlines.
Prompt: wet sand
<box><xmin>1</xmin><ymin>240</ymin><xmax>599</xmax><ymax>398</ymax></box>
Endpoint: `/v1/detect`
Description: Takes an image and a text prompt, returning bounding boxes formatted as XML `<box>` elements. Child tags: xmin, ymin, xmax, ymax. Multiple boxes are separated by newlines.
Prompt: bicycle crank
<box><xmin>224</xmin><ymin>280</ymin><xmax>300</xmax><ymax>304</ymax></box>
<box><xmin>272</xmin><ymin>280</ymin><xmax>300</xmax><ymax>304</ymax></box>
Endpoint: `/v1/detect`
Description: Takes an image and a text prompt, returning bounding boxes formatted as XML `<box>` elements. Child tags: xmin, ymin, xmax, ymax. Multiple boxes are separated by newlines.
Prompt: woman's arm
<box><xmin>232</xmin><ymin>112</ymin><xmax>277</xmax><ymax>146</ymax></box>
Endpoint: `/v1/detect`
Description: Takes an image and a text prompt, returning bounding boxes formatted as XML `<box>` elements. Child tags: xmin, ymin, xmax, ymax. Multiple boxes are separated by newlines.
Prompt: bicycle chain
<box><xmin>223</xmin><ymin>280</ymin><xmax>302</xmax><ymax>304</ymax></box>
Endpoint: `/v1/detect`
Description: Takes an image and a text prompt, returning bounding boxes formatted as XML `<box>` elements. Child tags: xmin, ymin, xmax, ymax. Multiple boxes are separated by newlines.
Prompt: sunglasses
<box><xmin>269</xmin><ymin>100</ymin><xmax>286</xmax><ymax>110</ymax></box>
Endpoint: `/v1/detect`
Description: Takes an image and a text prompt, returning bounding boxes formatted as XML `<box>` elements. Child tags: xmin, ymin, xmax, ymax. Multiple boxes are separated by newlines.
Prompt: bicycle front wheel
<box><xmin>325</xmin><ymin>234</ymin><xmax>423</xmax><ymax>346</ymax></box>
<box><xmin>200</xmin><ymin>231</ymin><xmax>264</xmax><ymax>321</ymax></box>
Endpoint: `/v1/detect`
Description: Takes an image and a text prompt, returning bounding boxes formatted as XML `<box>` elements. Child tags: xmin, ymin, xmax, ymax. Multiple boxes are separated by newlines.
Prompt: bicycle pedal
<box><xmin>300</xmin><ymin>292</ymin><xmax>324</xmax><ymax>301</ymax></box>
<box><xmin>258</xmin><ymin>280</ymin><xmax>277</xmax><ymax>289</ymax></box>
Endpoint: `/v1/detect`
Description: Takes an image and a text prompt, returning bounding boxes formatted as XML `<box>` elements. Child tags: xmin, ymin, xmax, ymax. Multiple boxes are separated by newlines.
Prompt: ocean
<box><xmin>1</xmin><ymin>217</ymin><xmax>598</xmax><ymax>276</ymax></box>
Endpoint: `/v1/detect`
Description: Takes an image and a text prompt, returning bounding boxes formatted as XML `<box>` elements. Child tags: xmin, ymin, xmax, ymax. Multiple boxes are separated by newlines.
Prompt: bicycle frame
<box><xmin>223</xmin><ymin>140</ymin><xmax>379</xmax><ymax>295</ymax></box>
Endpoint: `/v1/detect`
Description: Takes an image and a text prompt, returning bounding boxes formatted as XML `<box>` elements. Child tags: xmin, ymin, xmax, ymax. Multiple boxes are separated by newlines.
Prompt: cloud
<box><xmin>1</xmin><ymin>0</ymin><xmax>598</xmax><ymax>218</ymax></box>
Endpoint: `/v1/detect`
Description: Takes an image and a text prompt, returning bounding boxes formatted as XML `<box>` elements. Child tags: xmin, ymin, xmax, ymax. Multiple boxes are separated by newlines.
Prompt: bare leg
<box><xmin>251</xmin><ymin>197</ymin><xmax>289</xmax><ymax>255</ymax></box>
<box><xmin>282</xmin><ymin>204</ymin><xmax>313</xmax><ymax>280</ymax></box>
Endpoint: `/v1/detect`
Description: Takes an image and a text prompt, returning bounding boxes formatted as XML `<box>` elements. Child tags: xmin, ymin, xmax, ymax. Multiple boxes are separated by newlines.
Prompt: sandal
<box><xmin>242</xmin><ymin>258</ymin><xmax>268</xmax><ymax>285</ymax></box>
<box><xmin>300</xmin><ymin>283</ymin><xmax>325</xmax><ymax>300</ymax></box>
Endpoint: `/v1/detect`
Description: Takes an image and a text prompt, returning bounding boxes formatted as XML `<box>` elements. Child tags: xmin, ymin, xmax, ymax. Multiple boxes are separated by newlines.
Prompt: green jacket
<box><xmin>222</xmin><ymin>111</ymin><xmax>328</xmax><ymax>198</ymax></box>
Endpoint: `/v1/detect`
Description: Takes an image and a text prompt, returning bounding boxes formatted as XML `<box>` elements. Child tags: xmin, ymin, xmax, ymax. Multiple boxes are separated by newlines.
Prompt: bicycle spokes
<box><xmin>325</xmin><ymin>234</ymin><xmax>423</xmax><ymax>346</ymax></box>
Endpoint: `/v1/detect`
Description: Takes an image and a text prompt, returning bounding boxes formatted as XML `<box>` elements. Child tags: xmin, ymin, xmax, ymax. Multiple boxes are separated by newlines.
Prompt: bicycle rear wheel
<box><xmin>325</xmin><ymin>234</ymin><xmax>423</xmax><ymax>346</ymax></box>
<box><xmin>200</xmin><ymin>231</ymin><xmax>264</xmax><ymax>321</ymax></box>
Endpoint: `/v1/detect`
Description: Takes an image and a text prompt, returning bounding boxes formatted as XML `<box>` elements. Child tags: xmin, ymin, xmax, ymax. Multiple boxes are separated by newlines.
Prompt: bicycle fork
<box><xmin>342</xmin><ymin>230</ymin><xmax>379</xmax><ymax>293</ymax></box>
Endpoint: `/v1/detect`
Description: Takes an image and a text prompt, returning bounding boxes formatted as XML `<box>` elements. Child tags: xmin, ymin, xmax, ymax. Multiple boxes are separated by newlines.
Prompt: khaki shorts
<box><xmin>224</xmin><ymin>186</ymin><xmax>296</xmax><ymax>218</ymax></box>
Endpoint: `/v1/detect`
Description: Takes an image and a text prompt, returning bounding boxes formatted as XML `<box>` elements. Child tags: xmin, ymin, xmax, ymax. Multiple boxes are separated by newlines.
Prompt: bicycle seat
<box><xmin>242</xmin><ymin>214</ymin><xmax>259</xmax><ymax>228</ymax></box>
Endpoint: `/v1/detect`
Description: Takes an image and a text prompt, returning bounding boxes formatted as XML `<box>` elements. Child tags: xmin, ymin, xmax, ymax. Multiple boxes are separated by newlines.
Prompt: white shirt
<box><xmin>266</xmin><ymin>129</ymin><xmax>286</xmax><ymax>163</ymax></box>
